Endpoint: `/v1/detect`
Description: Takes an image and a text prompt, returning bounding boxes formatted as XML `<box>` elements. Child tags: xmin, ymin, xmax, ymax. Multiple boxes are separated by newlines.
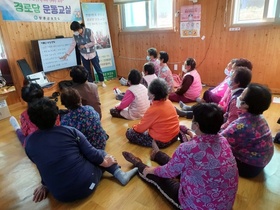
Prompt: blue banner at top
<box><xmin>0</xmin><ymin>0</ymin><xmax>82</xmax><ymax>22</ymax></box>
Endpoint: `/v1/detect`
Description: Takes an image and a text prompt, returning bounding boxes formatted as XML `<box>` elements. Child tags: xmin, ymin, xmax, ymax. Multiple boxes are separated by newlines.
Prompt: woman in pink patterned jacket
<box><xmin>123</xmin><ymin>103</ymin><xmax>238</xmax><ymax>210</ymax></box>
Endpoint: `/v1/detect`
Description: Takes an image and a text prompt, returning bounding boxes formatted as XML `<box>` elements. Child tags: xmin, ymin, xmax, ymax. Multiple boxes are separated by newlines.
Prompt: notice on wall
<box><xmin>180</xmin><ymin>5</ymin><xmax>201</xmax><ymax>38</ymax></box>
<box><xmin>180</xmin><ymin>21</ymin><xmax>201</xmax><ymax>38</ymax></box>
<box><xmin>38</xmin><ymin>38</ymin><xmax>77</xmax><ymax>73</ymax></box>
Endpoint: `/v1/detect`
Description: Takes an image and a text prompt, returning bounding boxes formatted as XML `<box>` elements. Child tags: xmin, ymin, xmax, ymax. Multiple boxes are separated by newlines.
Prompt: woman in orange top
<box><xmin>126</xmin><ymin>78</ymin><xmax>180</xmax><ymax>148</ymax></box>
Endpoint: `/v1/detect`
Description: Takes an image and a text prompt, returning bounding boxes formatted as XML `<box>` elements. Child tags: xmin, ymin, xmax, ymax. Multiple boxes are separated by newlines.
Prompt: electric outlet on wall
<box><xmin>174</xmin><ymin>64</ymin><xmax>178</xmax><ymax>70</ymax></box>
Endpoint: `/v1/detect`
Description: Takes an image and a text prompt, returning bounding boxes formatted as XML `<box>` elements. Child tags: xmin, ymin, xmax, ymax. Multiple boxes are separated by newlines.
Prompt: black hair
<box><xmin>243</xmin><ymin>83</ymin><xmax>271</xmax><ymax>115</ymax></box>
<box><xmin>21</xmin><ymin>83</ymin><xmax>44</xmax><ymax>103</ymax></box>
<box><xmin>60</xmin><ymin>88</ymin><xmax>81</xmax><ymax>110</ymax></box>
<box><xmin>148</xmin><ymin>78</ymin><xmax>168</xmax><ymax>100</ymax></box>
<box><xmin>70</xmin><ymin>65</ymin><xmax>89</xmax><ymax>84</ymax></box>
<box><xmin>186</xmin><ymin>58</ymin><xmax>196</xmax><ymax>70</ymax></box>
<box><xmin>232</xmin><ymin>67</ymin><xmax>252</xmax><ymax>88</ymax></box>
<box><xmin>70</xmin><ymin>21</ymin><xmax>83</xmax><ymax>31</ymax></box>
<box><xmin>192</xmin><ymin>103</ymin><xmax>224</xmax><ymax>134</ymax></box>
<box><xmin>147</xmin><ymin>48</ymin><xmax>158</xmax><ymax>58</ymax></box>
<box><xmin>144</xmin><ymin>63</ymin><xmax>155</xmax><ymax>75</ymax></box>
<box><xmin>28</xmin><ymin>97</ymin><xmax>58</xmax><ymax>130</ymax></box>
<box><xmin>159</xmin><ymin>51</ymin><xmax>169</xmax><ymax>63</ymax></box>
<box><xmin>128</xmin><ymin>69</ymin><xmax>142</xmax><ymax>85</ymax></box>
<box><xmin>235</xmin><ymin>58</ymin><xmax>253</xmax><ymax>71</ymax></box>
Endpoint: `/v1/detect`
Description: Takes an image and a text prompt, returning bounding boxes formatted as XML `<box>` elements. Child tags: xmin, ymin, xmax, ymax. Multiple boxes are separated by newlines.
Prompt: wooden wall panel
<box><xmin>0</xmin><ymin>0</ymin><xmax>280</xmax><ymax>105</ymax></box>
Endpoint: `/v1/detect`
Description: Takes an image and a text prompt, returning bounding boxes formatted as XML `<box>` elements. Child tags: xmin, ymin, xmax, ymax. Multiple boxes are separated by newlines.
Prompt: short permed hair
<box><xmin>159</xmin><ymin>51</ymin><xmax>169</xmax><ymax>63</ymax></box>
<box><xmin>234</xmin><ymin>58</ymin><xmax>253</xmax><ymax>71</ymax></box>
<box><xmin>192</xmin><ymin>103</ymin><xmax>224</xmax><ymax>134</ymax></box>
<box><xmin>128</xmin><ymin>69</ymin><xmax>142</xmax><ymax>85</ymax></box>
<box><xmin>185</xmin><ymin>58</ymin><xmax>196</xmax><ymax>70</ymax></box>
<box><xmin>21</xmin><ymin>83</ymin><xmax>44</xmax><ymax>103</ymax></box>
<box><xmin>147</xmin><ymin>48</ymin><xmax>158</xmax><ymax>58</ymax></box>
<box><xmin>243</xmin><ymin>83</ymin><xmax>271</xmax><ymax>115</ymax></box>
<box><xmin>70</xmin><ymin>65</ymin><xmax>89</xmax><ymax>84</ymax></box>
<box><xmin>232</xmin><ymin>67</ymin><xmax>252</xmax><ymax>88</ymax></box>
<box><xmin>60</xmin><ymin>88</ymin><xmax>81</xmax><ymax>110</ymax></box>
<box><xmin>28</xmin><ymin>97</ymin><xmax>58</xmax><ymax>130</ymax></box>
<box><xmin>148</xmin><ymin>78</ymin><xmax>168</xmax><ymax>100</ymax></box>
<box><xmin>143</xmin><ymin>62</ymin><xmax>155</xmax><ymax>75</ymax></box>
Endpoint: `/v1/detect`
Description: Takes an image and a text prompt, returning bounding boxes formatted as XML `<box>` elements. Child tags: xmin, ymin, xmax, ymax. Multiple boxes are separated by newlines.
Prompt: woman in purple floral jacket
<box><xmin>60</xmin><ymin>88</ymin><xmax>108</xmax><ymax>150</ymax></box>
<box><xmin>221</xmin><ymin>83</ymin><xmax>274</xmax><ymax>178</ymax></box>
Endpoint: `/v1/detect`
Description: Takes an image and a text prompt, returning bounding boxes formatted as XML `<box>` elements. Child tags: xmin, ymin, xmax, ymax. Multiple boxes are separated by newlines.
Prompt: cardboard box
<box><xmin>0</xmin><ymin>95</ymin><xmax>11</xmax><ymax>120</ymax></box>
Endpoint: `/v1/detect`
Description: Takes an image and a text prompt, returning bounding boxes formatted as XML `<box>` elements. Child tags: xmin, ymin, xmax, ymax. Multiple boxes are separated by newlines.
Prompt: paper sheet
<box><xmin>273</xmin><ymin>97</ymin><xmax>280</xmax><ymax>103</ymax></box>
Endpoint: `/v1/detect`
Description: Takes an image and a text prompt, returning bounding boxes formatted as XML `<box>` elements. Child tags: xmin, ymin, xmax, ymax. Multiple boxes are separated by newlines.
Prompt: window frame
<box><xmin>120</xmin><ymin>0</ymin><xmax>175</xmax><ymax>32</ymax></box>
<box><xmin>229</xmin><ymin>0</ymin><xmax>280</xmax><ymax>27</ymax></box>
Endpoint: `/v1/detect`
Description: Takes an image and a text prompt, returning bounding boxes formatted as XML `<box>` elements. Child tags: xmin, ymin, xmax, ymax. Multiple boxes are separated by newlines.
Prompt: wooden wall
<box><xmin>1</xmin><ymin>0</ymin><xmax>280</xmax><ymax>105</ymax></box>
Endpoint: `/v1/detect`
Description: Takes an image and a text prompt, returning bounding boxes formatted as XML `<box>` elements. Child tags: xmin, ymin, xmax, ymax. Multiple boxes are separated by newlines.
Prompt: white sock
<box><xmin>9</xmin><ymin>116</ymin><xmax>20</xmax><ymax>131</ymax></box>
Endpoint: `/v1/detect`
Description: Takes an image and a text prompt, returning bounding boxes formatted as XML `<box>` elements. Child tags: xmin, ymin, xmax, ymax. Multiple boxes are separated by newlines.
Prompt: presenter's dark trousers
<box><xmin>81</xmin><ymin>53</ymin><xmax>105</xmax><ymax>82</ymax></box>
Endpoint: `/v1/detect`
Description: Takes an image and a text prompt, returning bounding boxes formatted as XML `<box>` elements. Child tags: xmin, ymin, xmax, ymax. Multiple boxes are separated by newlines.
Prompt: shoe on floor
<box><xmin>119</xmin><ymin>77</ymin><xmax>128</xmax><ymax>86</ymax></box>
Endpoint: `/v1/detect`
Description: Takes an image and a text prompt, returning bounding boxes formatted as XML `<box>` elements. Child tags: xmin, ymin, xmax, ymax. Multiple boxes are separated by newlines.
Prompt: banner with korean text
<box><xmin>0</xmin><ymin>0</ymin><xmax>82</xmax><ymax>22</ymax></box>
<box><xmin>82</xmin><ymin>3</ymin><xmax>117</xmax><ymax>81</ymax></box>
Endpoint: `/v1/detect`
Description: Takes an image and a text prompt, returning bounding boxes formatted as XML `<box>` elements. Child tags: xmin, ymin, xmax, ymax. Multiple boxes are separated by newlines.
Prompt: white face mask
<box><xmin>224</xmin><ymin>68</ymin><xmax>230</xmax><ymax>76</ymax></box>
<box><xmin>146</xmin><ymin>56</ymin><xmax>150</xmax><ymax>61</ymax></box>
<box><xmin>73</xmin><ymin>31</ymin><xmax>79</xmax><ymax>36</ymax></box>
<box><xmin>227</xmin><ymin>79</ymin><xmax>233</xmax><ymax>88</ymax></box>
<box><xmin>236</xmin><ymin>96</ymin><xmax>244</xmax><ymax>109</ymax></box>
<box><xmin>182</xmin><ymin>68</ymin><xmax>188</xmax><ymax>73</ymax></box>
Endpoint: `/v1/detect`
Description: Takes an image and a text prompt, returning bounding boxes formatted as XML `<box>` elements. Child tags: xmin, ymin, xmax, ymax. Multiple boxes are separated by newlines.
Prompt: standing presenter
<box><xmin>60</xmin><ymin>21</ymin><xmax>106</xmax><ymax>87</ymax></box>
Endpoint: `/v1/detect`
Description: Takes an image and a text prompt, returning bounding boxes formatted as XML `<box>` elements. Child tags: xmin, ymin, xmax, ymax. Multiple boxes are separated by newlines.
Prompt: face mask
<box><xmin>182</xmin><ymin>68</ymin><xmax>188</xmax><ymax>73</ymax></box>
<box><xmin>73</xmin><ymin>31</ymin><xmax>79</xmax><ymax>36</ymax></box>
<box><xmin>224</xmin><ymin>68</ymin><xmax>230</xmax><ymax>76</ymax></box>
<box><xmin>146</xmin><ymin>56</ymin><xmax>150</xmax><ymax>61</ymax></box>
<box><xmin>236</xmin><ymin>96</ymin><xmax>244</xmax><ymax>109</ymax></box>
<box><xmin>227</xmin><ymin>79</ymin><xmax>233</xmax><ymax>87</ymax></box>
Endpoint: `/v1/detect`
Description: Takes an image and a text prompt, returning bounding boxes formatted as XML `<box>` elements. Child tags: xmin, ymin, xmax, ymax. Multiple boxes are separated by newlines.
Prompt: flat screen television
<box><xmin>31</xmin><ymin>37</ymin><xmax>78</xmax><ymax>73</ymax></box>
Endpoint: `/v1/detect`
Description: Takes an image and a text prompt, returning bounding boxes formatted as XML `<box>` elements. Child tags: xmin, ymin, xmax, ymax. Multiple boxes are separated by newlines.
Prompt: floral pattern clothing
<box><xmin>221</xmin><ymin>88</ymin><xmax>243</xmax><ymax>130</ymax></box>
<box><xmin>220</xmin><ymin>112</ymin><xmax>274</xmax><ymax>167</ymax></box>
<box><xmin>61</xmin><ymin>105</ymin><xmax>108</xmax><ymax>150</ymax></box>
<box><xmin>154</xmin><ymin>134</ymin><xmax>238</xmax><ymax>210</ymax></box>
<box><xmin>158</xmin><ymin>64</ymin><xmax>174</xmax><ymax>93</ymax></box>
<box><xmin>20</xmin><ymin>110</ymin><xmax>60</xmax><ymax>136</ymax></box>
<box><xmin>149</xmin><ymin>58</ymin><xmax>160</xmax><ymax>76</ymax></box>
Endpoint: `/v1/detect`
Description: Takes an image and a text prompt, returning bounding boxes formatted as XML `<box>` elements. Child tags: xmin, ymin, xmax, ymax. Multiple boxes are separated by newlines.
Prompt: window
<box><xmin>232</xmin><ymin>0</ymin><xmax>280</xmax><ymax>25</ymax></box>
<box><xmin>120</xmin><ymin>0</ymin><xmax>174</xmax><ymax>31</ymax></box>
